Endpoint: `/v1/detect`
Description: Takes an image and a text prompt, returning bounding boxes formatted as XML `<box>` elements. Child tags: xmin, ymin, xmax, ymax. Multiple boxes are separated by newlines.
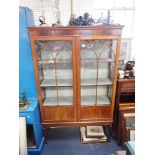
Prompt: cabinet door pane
<box><xmin>80</xmin><ymin>39</ymin><xmax>117</xmax><ymax>106</ymax></box>
<box><xmin>35</xmin><ymin>40</ymin><xmax>73</xmax><ymax>106</ymax></box>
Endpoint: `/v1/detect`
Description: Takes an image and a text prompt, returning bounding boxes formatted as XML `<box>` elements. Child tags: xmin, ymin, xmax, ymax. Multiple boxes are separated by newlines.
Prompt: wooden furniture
<box><xmin>122</xmin><ymin>113</ymin><xmax>135</xmax><ymax>143</ymax></box>
<box><xmin>118</xmin><ymin>107</ymin><xmax>135</xmax><ymax>145</ymax></box>
<box><xmin>28</xmin><ymin>26</ymin><xmax>123</xmax><ymax>132</ymax></box>
<box><xmin>113</xmin><ymin>79</ymin><xmax>135</xmax><ymax>145</ymax></box>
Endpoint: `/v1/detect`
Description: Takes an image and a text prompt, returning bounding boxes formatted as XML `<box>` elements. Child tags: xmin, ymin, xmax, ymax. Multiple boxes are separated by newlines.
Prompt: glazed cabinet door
<box><xmin>31</xmin><ymin>37</ymin><xmax>77</xmax><ymax>123</ymax></box>
<box><xmin>77</xmin><ymin>36</ymin><xmax>120</xmax><ymax>122</ymax></box>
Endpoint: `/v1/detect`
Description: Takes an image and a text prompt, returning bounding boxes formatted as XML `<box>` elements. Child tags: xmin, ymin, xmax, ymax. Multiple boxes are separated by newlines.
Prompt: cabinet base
<box><xmin>42</xmin><ymin>120</ymin><xmax>113</xmax><ymax>128</ymax></box>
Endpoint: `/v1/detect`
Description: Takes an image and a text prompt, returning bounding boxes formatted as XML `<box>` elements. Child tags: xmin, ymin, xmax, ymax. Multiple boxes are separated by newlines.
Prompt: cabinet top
<box><xmin>118</xmin><ymin>78</ymin><xmax>135</xmax><ymax>82</ymax></box>
<box><xmin>28</xmin><ymin>25</ymin><xmax>124</xmax><ymax>37</ymax></box>
<box><xmin>28</xmin><ymin>25</ymin><xmax>124</xmax><ymax>30</ymax></box>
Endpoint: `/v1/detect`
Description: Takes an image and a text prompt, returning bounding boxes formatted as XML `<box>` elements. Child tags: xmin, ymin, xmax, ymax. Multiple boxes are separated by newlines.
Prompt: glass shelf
<box><xmin>81</xmin><ymin>95</ymin><xmax>111</xmax><ymax>106</ymax></box>
<box><xmin>43</xmin><ymin>95</ymin><xmax>111</xmax><ymax>106</ymax></box>
<box><xmin>43</xmin><ymin>97</ymin><xmax>73</xmax><ymax>106</ymax></box>
<box><xmin>81</xmin><ymin>78</ymin><xmax>113</xmax><ymax>86</ymax></box>
<box><xmin>38</xmin><ymin>58</ymin><xmax>115</xmax><ymax>65</ymax></box>
<box><xmin>40</xmin><ymin>79</ymin><xmax>72</xmax><ymax>87</ymax></box>
<box><xmin>40</xmin><ymin>78</ymin><xmax>112</xmax><ymax>87</ymax></box>
<box><xmin>38</xmin><ymin>59</ymin><xmax>72</xmax><ymax>65</ymax></box>
<box><xmin>81</xmin><ymin>58</ymin><xmax>115</xmax><ymax>63</ymax></box>
<box><xmin>38</xmin><ymin>62</ymin><xmax>72</xmax><ymax>70</ymax></box>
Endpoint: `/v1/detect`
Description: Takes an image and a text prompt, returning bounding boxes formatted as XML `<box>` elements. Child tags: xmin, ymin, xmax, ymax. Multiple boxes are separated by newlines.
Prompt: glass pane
<box><xmin>42</xmin><ymin>87</ymin><xmax>73</xmax><ymax>106</ymax></box>
<box><xmin>35</xmin><ymin>40</ymin><xmax>73</xmax><ymax>106</ymax></box>
<box><xmin>80</xmin><ymin>39</ymin><xmax>117</xmax><ymax>106</ymax></box>
<box><xmin>81</xmin><ymin>86</ymin><xmax>96</xmax><ymax>105</ymax></box>
<box><xmin>97</xmin><ymin>86</ymin><xmax>111</xmax><ymax>105</ymax></box>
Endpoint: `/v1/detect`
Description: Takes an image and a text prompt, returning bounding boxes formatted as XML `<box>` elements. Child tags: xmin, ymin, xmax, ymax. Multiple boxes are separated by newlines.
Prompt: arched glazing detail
<box><xmin>35</xmin><ymin>40</ymin><xmax>73</xmax><ymax>106</ymax></box>
<box><xmin>80</xmin><ymin>39</ymin><xmax>117</xmax><ymax>105</ymax></box>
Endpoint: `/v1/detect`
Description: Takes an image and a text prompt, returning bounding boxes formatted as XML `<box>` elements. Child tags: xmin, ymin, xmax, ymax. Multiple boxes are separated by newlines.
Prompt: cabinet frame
<box><xmin>28</xmin><ymin>26</ymin><xmax>123</xmax><ymax>128</ymax></box>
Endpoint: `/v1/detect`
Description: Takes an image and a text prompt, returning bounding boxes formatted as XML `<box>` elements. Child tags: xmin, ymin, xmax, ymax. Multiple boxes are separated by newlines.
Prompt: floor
<box><xmin>42</xmin><ymin>127</ymin><xmax>121</xmax><ymax>155</ymax></box>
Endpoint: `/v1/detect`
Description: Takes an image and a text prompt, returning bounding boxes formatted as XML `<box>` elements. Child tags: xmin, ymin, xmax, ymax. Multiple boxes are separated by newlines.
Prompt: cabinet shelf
<box><xmin>81</xmin><ymin>58</ymin><xmax>115</xmax><ymax>63</ymax></box>
<box><xmin>43</xmin><ymin>97</ymin><xmax>73</xmax><ymax>106</ymax></box>
<box><xmin>38</xmin><ymin>59</ymin><xmax>72</xmax><ymax>65</ymax></box>
<box><xmin>40</xmin><ymin>79</ymin><xmax>72</xmax><ymax>87</ymax></box>
<box><xmin>81</xmin><ymin>78</ymin><xmax>113</xmax><ymax>86</ymax></box>
<box><xmin>81</xmin><ymin>95</ymin><xmax>111</xmax><ymax>106</ymax></box>
<box><xmin>43</xmin><ymin>96</ymin><xmax>111</xmax><ymax>106</ymax></box>
<box><xmin>40</xmin><ymin>78</ymin><xmax>112</xmax><ymax>87</ymax></box>
<box><xmin>38</xmin><ymin>58</ymin><xmax>115</xmax><ymax>65</ymax></box>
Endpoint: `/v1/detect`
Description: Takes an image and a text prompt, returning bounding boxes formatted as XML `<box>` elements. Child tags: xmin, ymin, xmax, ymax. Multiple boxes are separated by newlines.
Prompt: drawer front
<box><xmin>121</xmin><ymin>81</ymin><xmax>135</xmax><ymax>92</ymax></box>
<box><xmin>19</xmin><ymin>112</ymin><xmax>34</xmax><ymax>124</ymax></box>
<box><xmin>119</xmin><ymin>103</ymin><xmax>135</xmax><ymax>110</ymax></box>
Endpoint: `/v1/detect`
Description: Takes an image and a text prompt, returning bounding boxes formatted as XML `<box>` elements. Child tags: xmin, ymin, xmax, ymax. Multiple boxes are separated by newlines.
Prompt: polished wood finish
<box><xmin>118</xmin><ymin>108</ymin><xmax>135</xmax><ymax>145</ymax></box>
<box><xmin>122</xmin><ymin>114</ymin><xmax>135</xmax><ymax>143</ymax></box>
<box><xmin>119</xmin><ymin>79</ymin><xmax>135</xmax><ymax>93</ymax></box>
<box><xmin>80</xmin><ymin>106</ymin><xmax>112</xmax><ymax>120</ymax></box>
<box><xmin>28</xmin><ymin>26</ymin><xmax>123</xmax><ymax>37</ymax></box>
<box><xmin>119</xmin><ymin>103</ymin><xmax>135</xmax><ymax>110</ymax></box>
<box><xmin>28</xmin><ymin>26</ymin><xmax>123</xmax><ymax>129</ymax></box>
<box><xmin>113</xmin><ymin>78</ymin><xmax>135</xmax><ymax>145</ymax></box>
<box><xmin>42</xmin><ymin>120</ymin><xmax>113</xmax><ymax>128</ymax></box>
<box><xmin>43</xmin><ymin>106</ymin><xmax>75</xmax><ymax>122</ymax></box>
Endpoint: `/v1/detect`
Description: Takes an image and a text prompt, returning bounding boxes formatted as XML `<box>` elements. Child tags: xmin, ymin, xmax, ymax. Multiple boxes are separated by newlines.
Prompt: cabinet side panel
<box><xmin>111</xmin><ymin>38</ymin><xmax>121</xmax><ymax>119</ymax></box>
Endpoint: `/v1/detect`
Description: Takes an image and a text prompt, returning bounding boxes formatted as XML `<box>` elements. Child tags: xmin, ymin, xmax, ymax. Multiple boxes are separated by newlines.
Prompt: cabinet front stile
<box><xmin>30</xmin><ymin>36</ymin><xmax>45</xmax><ymax>122</ymax></box>
<box><xmin>75</xmin><ymin>37</ymin><xmax>81</xmax><ymax>122</ymax></box>
<box><xmin>110</xmin><ymin>37</ymin><xmax>121</xmax><ymax>119</ymax></box>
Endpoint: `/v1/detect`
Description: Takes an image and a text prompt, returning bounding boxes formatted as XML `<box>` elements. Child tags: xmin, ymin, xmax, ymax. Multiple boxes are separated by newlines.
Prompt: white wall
<box><xmin>19</xmin><ymin>0</ymin><xmax>135</xmax><ymax>61</ymax></box>
<box><xmin>19</xmin><ymin>0</ymin><xmax>93</xmax><ymax>26</ymax></box>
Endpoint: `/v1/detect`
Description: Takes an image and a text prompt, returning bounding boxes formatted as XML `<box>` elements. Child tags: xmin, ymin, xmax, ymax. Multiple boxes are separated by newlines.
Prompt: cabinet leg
<box><xmin>111</xmin><ymin>125</ymin><xmax>117</xmax><ymax>139</ymax></box>
<box><xmin>43</xmin><ymin>128</ymin><xmax>49</xmax><ymax>144</ymax></box>
<box><xmin>104</xmin><ymin>126</ymin><xmax>111</xmax><ymax>142</ymax></box>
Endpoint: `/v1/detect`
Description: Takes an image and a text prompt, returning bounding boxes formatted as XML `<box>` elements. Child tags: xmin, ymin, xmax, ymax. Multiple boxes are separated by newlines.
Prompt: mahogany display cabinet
<box><xmin>28</xmin><ymin>26</ymin><xmax>123</xmax><ymax>130</ymax></box>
